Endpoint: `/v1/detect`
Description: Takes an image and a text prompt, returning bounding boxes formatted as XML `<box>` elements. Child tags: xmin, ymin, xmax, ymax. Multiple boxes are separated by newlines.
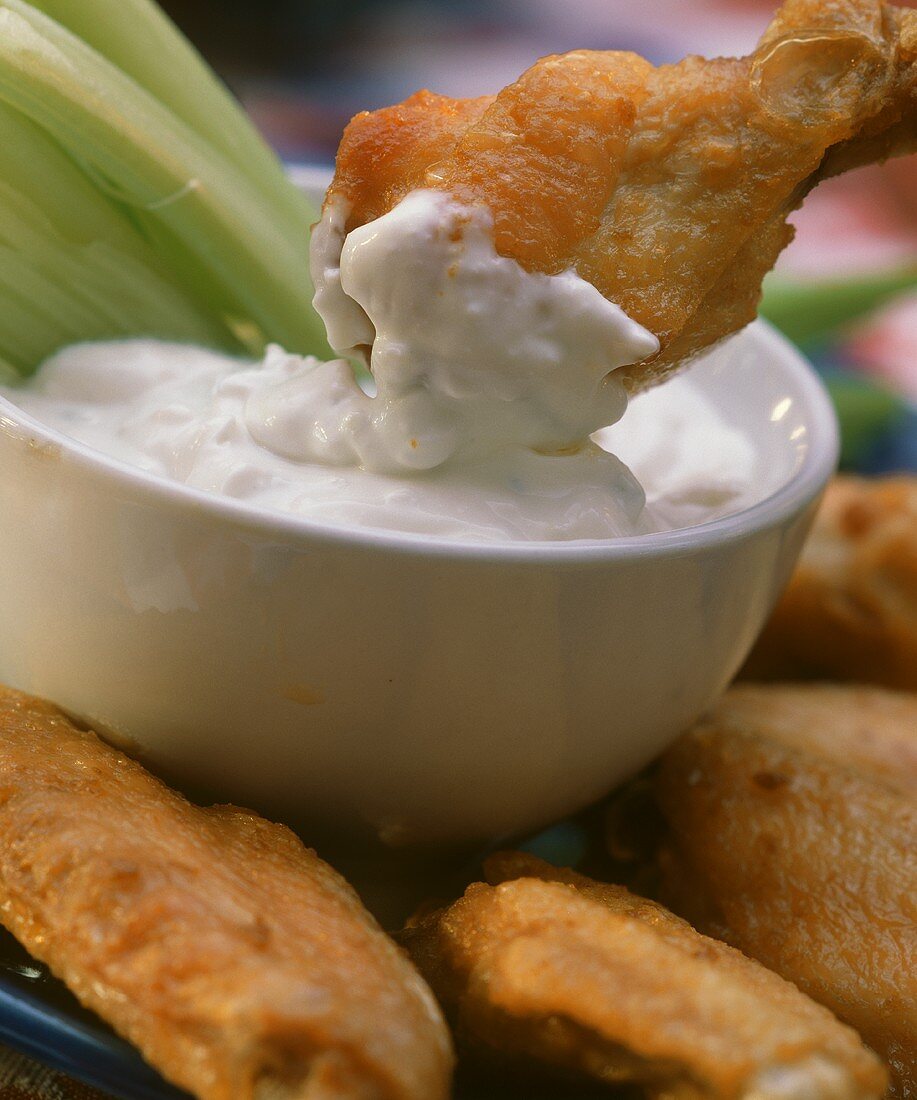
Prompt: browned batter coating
<box><xmin>743</xmin><ymin>475</ymin><xmax>917</xmax><ymax>690</ymax></box>
<box><xmin>400</xmin><ymin>850</ymin><xmax>887</xmax><ymax>1099</ymax></box>
<box><xmin>327</xmin><ymin>0</ymin><xmax>917</xmax><ymax>391</ymax></box>
<box><xmin>655</xmin><ymin>684</ymin><xmax>917</xmax><ymax>1098</ymax></box>
<box><xmin>0</xmin><ymin>686</ymin><xmax>453</xmax><ymax>1100</ymax></box>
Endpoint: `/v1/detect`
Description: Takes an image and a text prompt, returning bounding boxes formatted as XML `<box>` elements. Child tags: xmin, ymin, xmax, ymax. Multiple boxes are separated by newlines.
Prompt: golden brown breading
<box><xmin>400</xmin><ymin>850</ymin><xmax>887</xmax><ymax>1100</ymax></box>
<box><xmin>743</xmin><ymin>475</ymin><xmax>917</xmax><ymax>690</ymax></box>
<box><xmin>331</xmin><ymin>90</ymin><xmax>493</xmax><ymax>234</ymax></box>
<box><xmin>0</xmin><ymin>686</ymin><xmax>453</xmax><ymax>1100</ymax></box>
<box><xmin>655</xmin><ymin>684</ymin><xmax>917</xmax><ymax>1098</ymax></box>
<box><xmin>327</xmin><ymin>0</ymin><xmax>917</xmax><ymax>391</ymax></box>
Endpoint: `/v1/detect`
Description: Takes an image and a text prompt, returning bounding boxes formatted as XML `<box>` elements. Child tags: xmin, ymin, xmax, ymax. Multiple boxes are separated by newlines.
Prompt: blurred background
<box><xmin>162</xmin><ymin>0</ymin><xmax>917</xmax><ymax>471</ymax></box>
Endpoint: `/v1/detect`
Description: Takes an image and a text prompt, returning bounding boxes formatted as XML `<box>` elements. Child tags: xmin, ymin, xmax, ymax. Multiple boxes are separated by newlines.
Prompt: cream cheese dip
<box><xmin>1</xmin><ymin>190</ymin><xmax>758</xmax><ymax>542</ymax></box>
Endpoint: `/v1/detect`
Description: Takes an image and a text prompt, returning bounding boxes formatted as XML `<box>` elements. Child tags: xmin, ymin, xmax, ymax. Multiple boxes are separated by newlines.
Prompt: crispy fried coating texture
<box><xmin>655</xmin><ymin>684</ymin><xmax>917</xmax><ymax>1097</ymax></box>
<box><xmin>327</xmin><ymin>0</ymin><xmax>917</xmax><ymax>391</ymax></box>
<box><xmin>0</xmin><ymin>686</ymin><xmax>453</xmax><ymax>1100</ymax></box>
<box><xmin>400</xmin><ymin>850</ymin><xmax>886</xmax><ymax>1099</ymax></box>
<box><xmin>331</xmin><ymin>90</ymin><xmax>493</xmax><ymax>233</ymax></box>
<box><xmin>743</xmin><ymin>475</ymin><xmax>917</xmax><ymax>689</ymax></box>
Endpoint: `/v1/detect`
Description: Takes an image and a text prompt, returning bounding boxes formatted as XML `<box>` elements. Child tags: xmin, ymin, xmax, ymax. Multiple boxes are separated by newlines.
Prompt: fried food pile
<box><xmin>743</xmin><ymin>475</ymin><xmax>917</xmax><ymax>689</ymax></box>
<box><xmin>401</xmin><ymin>851</ymin><xmax>887</xmax><ymax>1100</ymax></box>
<box><xmin>655</xmin><ymin>682</ymin><xmax>917</xmax><ymax>1099</ymax></box>
<box><xmin>327</xmin><ymin>0</ymin><xmax>917</xmax><ymax>390</ymax></box>
<box><xmin>0</xmin><ymin>686</ymin><xmax>453</xmax><ymax>1100</ymax></box>
<box><xmin>396</xmin><ymin>677</ymin><xmax>916</xmax><ymax>1099</ymax></box>
<box><xmin>0</xmin><ymin>0</ymin><xmax>914</xmax><ymax>1087</ymax></box>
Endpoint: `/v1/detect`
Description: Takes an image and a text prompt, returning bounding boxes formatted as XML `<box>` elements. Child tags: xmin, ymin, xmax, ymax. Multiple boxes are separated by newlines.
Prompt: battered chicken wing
<box><xmin>0</xmin><ymin>686</ymin><xmax>453</xmax><ymax>1100</ymax></box>
<box><xmin>400</xmin><ymin>850</ymin><xmax>887</xmax><ymax>1099</ymax></box>
<box><xmin>326</xmin><ymin>0</ymin><xmax>917</xmax><ymax>390</ymax></box>
<box><xmin>743</xmin><ymin>475</ymin><xmax>917</xmax><ymax>689</ymax></box>
<box><xmin>655</xmin><ymin>684</ymin><xmax>917</xmax><ymax>1098</ymax></box>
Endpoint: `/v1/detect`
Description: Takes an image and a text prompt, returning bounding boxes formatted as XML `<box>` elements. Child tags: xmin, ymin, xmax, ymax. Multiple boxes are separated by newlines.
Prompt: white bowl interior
<box><xmin>609</xmin><ymin>324</ymin><xmax>814</xmax><ymax>511</ymax></box>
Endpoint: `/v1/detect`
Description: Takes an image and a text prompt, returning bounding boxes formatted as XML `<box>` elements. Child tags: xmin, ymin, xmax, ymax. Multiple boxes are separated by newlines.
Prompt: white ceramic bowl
<box><xmin>0</xmin><ymin>318</ymin><xmax>837</xmax><ymax>847</ymax></box>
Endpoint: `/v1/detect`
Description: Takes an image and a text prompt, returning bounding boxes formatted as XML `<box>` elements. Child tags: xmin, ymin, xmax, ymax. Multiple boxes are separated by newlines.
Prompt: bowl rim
<box><xmin>0</xmin><ymin>319</ymin><xmax>838</xmax><ymax>563</ymax></box>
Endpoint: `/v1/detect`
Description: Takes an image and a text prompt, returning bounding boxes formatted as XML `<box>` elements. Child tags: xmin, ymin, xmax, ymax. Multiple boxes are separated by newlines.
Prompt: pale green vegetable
<box><xmin>27</xmin><ymin>0</ymin><xmax>305</xmax><ymax>225</ymax></box>
<box><xmin>0</xmin><ymin>103</ymin><xmax>233</xmax><ymax>365</ymax></box>
<box><xmin>0</xmin><ymin>0</ymin><xmax>329</xmax><ymax>377</ymax></box>
<box><xmin>761</xmin><ymin>268</ymin><xmax>917</xmax><ymax>347</ymax></box>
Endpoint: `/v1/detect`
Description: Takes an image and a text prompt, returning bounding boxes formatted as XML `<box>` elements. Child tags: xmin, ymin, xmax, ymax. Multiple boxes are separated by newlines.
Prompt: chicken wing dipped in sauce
<box><xmin>323</xmin><ymin>0</ymin><xmax>917</xmax><ymax>391</ymax></box>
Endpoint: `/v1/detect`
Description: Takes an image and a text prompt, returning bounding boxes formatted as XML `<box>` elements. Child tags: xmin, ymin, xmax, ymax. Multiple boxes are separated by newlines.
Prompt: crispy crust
<box><xmin>655</xmin><ymin>684</ymin><xmax>917</xmax><ymax>1098</ymax></box>
<box><xmin>400</xmin><ymin>851</ymin><xmax>887</xmax><ymax>1099</ymax></box>
<box><xmin>333</xmin><ymin>90</ymin><xmax>493</xmax><ymax>235</ymax></box>
<box><xmin>742</xmin><ymin>475</ymin><xmax>917</xmax><ymax>690</ymax></box>
<box><xmin>326</xmin><ymin>0</ymin><xmax>917</xmax><ymax>391</ymax></box>
<box><xmin>0</xmin><ymin>686</ymin><xmax>453</xmax><ymax>1100</ymax></box>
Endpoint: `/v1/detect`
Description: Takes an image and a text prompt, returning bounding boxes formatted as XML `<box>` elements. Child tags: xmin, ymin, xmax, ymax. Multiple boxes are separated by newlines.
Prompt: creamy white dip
<box><xmin>308</xmin><ymin>190</ymin><xmax>656</xmax><ymax>470</ymax></box>
<box><xmin>1</xmin><ymin>190</ymin><xmax>759</xmax><ymax>542</ymax></box>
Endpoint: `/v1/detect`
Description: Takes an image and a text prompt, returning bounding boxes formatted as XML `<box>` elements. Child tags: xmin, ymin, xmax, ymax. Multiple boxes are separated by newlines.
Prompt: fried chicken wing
<box><xmin>326</xmin><ymin>0</ymin><xmax>917</xmax><ymax>390</ymax></box>
<box><xmin>743</xmin><ymin>475</ymin><xmax>917</xmax><ymax>689</ymax></box>
<box><xmin>0</xmin><ymin>686</ymin><xmax>453</xmax><ymax>1100</ymax></box>
<box><xmin>400</xmin><ymin>850</ymin><xmax>886</xmax><ymax>1099</ymax></box>
<box><xmin>655</xmin><ymin>684</ymin><xmax>917</xmax><ymax>1098</ymax></box>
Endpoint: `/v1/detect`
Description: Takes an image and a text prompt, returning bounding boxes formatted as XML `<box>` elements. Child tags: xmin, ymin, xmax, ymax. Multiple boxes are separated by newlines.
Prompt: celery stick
<box><xmin>0</xmin><ymin>100</ymin><xmax>238</xmax><ymax>342</ymax></box>
<box><xmin>0</xmin><ymin>158</ymin><xmax>238</xmax><ymax>370</ymax></box>
<box><xmin>0</xmin><ymin>270</ymin><xmax>82</xmax><ymax>362</ymax></box>
<box><xmin>0</xmin><ymin>174</ymin><xmax>235</xmax><ymax>355</ymax></box>
<box><xmin>27</xmin><ymin>0</ymin><xmax>308</xmax><ymax>226</ymax></box>
<box><xmin>0</xmin><ymin>101</ymin><xmax>150</xmax><ymax>250</ymax></box>
<box><xmin>0</xmin><ymin>0</ymin><xmax>332</xmax><ymax>375</ymax></box>
<box><xmin>0</xmin><ymin>1</ymin><xmax>328</xmax><ymax>365</ymax></box>
<box><xmin>761</xmin><ymin>268</ymin><xmax>917</xmax><ymax>347</ymax></box>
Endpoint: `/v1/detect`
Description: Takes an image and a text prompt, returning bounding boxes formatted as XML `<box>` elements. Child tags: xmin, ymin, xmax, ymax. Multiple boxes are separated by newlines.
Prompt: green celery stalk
<box><xmin>0</xmin><ymin>180</ymin><xmax>235</xmax><ymax>354</ymax></box>
<box><xmin>0</xmin><ymin>100</ymin><xmax>152</xmax><ymax>251</ymax></box>
<box><xmin>0</xmin><ymin>105</ymin><xmax>241</xmax><ymax>370</ymax></box>
<box><xmin>761</xmin><ymin>268</ymin><xmax>917</xmax><ymax>347</ymax></box>
<box><xmin>26</xmin><ymin>0</ymin><xmax>307</xmax><ymax>227</ymax></box>
<box><xmin>0</xmin><ymin>1</ymin><xmax>323</xmax><ymax>352</ymax></box>
<box><xmin>0</xmin><ymin>0</ymin><xmax>330</xmax><ymax>377</ymax></box>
